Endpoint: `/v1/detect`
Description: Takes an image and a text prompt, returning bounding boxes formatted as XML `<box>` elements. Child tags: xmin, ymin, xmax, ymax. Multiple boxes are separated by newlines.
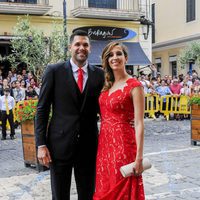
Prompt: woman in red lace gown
<box><xmin>93</xmin><ymin>42</ymin><xmax>145</xmax><ymax>200</ymax></box>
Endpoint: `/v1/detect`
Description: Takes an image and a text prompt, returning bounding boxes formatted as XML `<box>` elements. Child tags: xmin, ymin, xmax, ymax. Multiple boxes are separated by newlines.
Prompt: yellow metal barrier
<box><xmin>159</xmin><ymin>95</ymin><xmax>191</xmax><ymax>120</ymax></box>
<box><xmin>0</xmin><ymin>96</ymin><xmax>191</xmax><ymax>126</ymax></box>
<box><xmin>145</xmin><ymin>94</ymin><xmax>160</xmax><ymax>119</ymax></box>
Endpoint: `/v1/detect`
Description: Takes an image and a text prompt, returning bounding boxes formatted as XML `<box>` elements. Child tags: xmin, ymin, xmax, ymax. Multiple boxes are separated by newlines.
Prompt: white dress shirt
<box><xmin>70</xmin><ymin>58</ymin><xmax>88</xmax><ymax>90</ymax></box>
<box><xmin>0</xmin><ymin>95</ymin><xmax>15</xmax><ymax>111</ymax></box>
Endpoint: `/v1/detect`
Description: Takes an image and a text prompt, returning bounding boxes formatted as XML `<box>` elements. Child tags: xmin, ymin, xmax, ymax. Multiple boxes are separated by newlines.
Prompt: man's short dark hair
<box><xmin>70</xmin><ymin>30</ymin><xmax>90</xmax><ymax>44</ymax></box>
<box><xmin>4</xmin><ymin>87</ymin><xmax>10</xmax><ymax>93</ymax></box>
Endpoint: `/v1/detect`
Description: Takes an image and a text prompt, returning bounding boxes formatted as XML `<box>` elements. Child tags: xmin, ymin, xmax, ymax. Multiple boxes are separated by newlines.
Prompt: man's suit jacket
<box><xmin>35</xmin><ymin>60</ymin><xmax>104</xmax><ymax>162</ymax></box>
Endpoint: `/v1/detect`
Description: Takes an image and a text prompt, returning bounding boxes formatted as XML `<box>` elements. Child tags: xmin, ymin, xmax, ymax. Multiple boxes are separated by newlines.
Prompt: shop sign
<box><xmin>73</xmin><ymin>26</ymin><xmax>136</xmax><ymax>41</ymax></box>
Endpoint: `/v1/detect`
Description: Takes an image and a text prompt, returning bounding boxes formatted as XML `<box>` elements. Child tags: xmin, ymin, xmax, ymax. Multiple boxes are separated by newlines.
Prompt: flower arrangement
<box><xmin>15</xmin><ymin>100</ymin><xmax>38</xmax><ymax>123</ymax></box>
<box><xmin>189</xmin><ymin>96</ymin><xmax>200</xmax><ymax>106</ymax></box>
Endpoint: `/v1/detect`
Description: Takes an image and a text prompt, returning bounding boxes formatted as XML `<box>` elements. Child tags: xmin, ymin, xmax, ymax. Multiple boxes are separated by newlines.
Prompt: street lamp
<box><xmin>140</xmin><ymin>16</ymin><xmax>154</xmax><ymax>40</ymax></box>
<box><xmin>63</xmin><ymin>0</ymin><xmax>67</xmax><ymax>60</ymax></box>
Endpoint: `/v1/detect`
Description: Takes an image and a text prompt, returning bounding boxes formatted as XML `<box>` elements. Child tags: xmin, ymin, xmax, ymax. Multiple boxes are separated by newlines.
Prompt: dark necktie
<box><xmin>77</xmin><ymin>68</ymin><xmax>83</xmax><ymax>92</ymax></box>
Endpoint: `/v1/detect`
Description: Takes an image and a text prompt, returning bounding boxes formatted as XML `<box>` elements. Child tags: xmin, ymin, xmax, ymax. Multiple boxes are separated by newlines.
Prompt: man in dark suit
<box><xmin>35</xmin><ymin>30</ymin><xmax>104</xmax><ymax>200</ymax></box>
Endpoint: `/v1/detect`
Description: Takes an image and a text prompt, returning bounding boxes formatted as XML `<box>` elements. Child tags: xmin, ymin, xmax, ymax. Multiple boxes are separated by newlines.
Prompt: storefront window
<box><xmin>89</xmin><ymin>0</ymin><xmax>117</xmax><ymax>9</ymax></box>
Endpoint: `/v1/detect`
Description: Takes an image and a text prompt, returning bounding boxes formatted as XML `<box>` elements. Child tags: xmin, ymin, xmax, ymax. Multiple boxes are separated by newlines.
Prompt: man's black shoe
<box><xmin>1</xmin><ymin>137</ymin><xmax>6</xmax><ymax>140</ymax></box>
<box><xmin>10</xmin><ymin>135</ymin><xmax>16</xmax><ymax>140</ymax></box>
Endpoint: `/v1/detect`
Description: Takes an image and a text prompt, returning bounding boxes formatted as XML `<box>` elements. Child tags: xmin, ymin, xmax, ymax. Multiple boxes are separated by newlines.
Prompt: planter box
<box><xmin>191</xmin><ymin>104</ymin><xmax>200</xmax><ymax>145</ymax></box>
<box><xmin>21</xmin><ymin>120</ymin><xmax>48</xmax><ymax>171</ymax></box>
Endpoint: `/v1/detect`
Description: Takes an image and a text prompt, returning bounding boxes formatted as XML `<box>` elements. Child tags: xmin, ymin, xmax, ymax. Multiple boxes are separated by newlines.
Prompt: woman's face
<box><xmin>194</xmin><ymin>80</ymin><xmax>200</xmax><ymax>86</ymax></box>
<box><xmin>161</xmin><ymin>80</ymin><xmax>165</xmax><ymax>86</ymax></box>
<box><xmin>167</xmin><ymin>79</ymin><xmax>171</xmax><ymax>84</ymax></box>
<box><xmin>21</xmin><ymin>81</ymin><xmax>25</xmax><ymax>86</ymax></box>
<box><xmin>108</xmin><ymin>45</ymin><xmax>127</xmax><ymax>71</ymax></box>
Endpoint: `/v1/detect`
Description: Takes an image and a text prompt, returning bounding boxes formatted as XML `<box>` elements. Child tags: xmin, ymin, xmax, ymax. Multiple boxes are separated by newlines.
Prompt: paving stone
<box><xmin>0</xmin><ymin>120</ymin><xmax>200</xmax><ymax>199</ymax></box>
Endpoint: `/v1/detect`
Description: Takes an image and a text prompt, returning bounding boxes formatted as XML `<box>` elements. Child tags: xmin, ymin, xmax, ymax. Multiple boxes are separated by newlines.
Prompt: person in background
<box><xmin>156</xmin><ymin>79</ymin><xmax>172</xmax><ymax>111</ymax></box>
<box><xmin>190</xmin><ymin>78</ymin><xmax>200</xmax><ymax>96</ymax></box>
<box><xmin>150</xmin><ymin>64</ymin><xmax>157</xmax><ymax>78</ymax></box>
<box><xmin>180</xmin><ymin>82</ymin><xmax>190</xmax><ymax>96</ymax></box>
<box><xmin>11</xmin><ymin>81</ymin><xmax>16</xmax><ymax>91</ymax></box>
<box><xmin>25</xmin><ymin>85</ymin><xmax>38</xmax><ymax>100</ymax></box>
<box><xmin>21</xmin><ymin>69</ymin><xmax>28</xmax><ymax>81</ymax></box>
<box><xmin>0</xmin><ymin>78</ymin><xmax>13</xmax><ymax>97</ymax></box>
<box><xmin>170</xmin><ymin>78</ymin><xmax>182</xmax><ymax>97</ymax></box>
<box><xmin>13</xmin><ymin>81</ymin><xmax>26</xmax><ymax>102</ymax></box>
<box><xmin>170</xmin><ymin>78</ymin><xmax>182</xmax><ymax>120</ymax></box>
<box><xmin>140</xmin><ymin>74</ymin><xmax>150</xmax><ymax>94</ymax></box>
<box><xmin>0</xmin><ymin>87</ymin><xmax>16</xmax><ymax>140</ymax></box>
<box><xmin>25</xmin><ymin>72</ymin><xmax>34</xmax><ymax>87</ymax></box>
<box><xmin>20</xmin><ymin>79</ymin><xmax>27</xmax><ymax>90</ymax></box>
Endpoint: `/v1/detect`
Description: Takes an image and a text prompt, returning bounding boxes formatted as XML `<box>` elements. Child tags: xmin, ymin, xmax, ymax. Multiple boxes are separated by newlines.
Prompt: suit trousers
<box><xmin>1</xmin><ymin>110</ymin><xmax>15</xmax><ymax>138</ymax></box>
<box><xmin>50</xmin><ymin>155</ymin><xmax>96</xmax><ymax>200</ymax></box>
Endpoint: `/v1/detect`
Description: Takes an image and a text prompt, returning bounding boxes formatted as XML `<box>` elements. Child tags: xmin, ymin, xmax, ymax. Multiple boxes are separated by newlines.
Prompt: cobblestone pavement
<box><xmin>0</xmin><ymin>119</ymin><xmax>200</xmax><ymax>200</ymax></box>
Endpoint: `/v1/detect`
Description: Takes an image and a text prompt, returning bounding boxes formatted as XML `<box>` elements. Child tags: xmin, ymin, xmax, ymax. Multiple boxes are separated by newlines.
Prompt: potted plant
<box><xmin>189</xmin><ymin>96</ymin><xmax>200</xmax><ymax>145</ymax></box>
<box><xmin>16</xmin><ymin>100</ymin><xmax>38</xmax><ymax>123</ymax></box>
<box><xmin>15</xmin><ymin>100</ymin><xmax>39</xmax><ymax>168</ymax></box>
<box><xmin>8</xmin><ymin>16</ymin><xmax>66</xmax><ymax>171</ymax></box>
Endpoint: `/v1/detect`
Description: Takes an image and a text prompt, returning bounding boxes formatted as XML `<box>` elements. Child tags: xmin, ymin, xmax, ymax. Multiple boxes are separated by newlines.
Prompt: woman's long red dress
<box><xmin>93</xmin><ymin>78</ymin><xmax>145</xmax><ymax>200</ymax></box>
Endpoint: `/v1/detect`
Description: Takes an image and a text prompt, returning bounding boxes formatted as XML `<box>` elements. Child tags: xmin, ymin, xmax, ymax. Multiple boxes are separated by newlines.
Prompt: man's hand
<box><xmin>37</xmin><ymin>146</ymin><xmax>52</xmax><ymax>168</ymax></box>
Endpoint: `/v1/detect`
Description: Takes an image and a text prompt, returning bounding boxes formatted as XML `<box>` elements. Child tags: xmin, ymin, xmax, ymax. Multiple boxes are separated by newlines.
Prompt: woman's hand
<box><xmin>133</xmin><ymin>158</ymin><xmax>143</xmax><ymax>176</ymax></box>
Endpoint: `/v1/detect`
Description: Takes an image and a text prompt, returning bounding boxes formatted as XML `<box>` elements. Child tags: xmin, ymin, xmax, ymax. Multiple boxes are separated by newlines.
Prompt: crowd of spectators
<box><xmin>0</xmin><ymin>66</ymin><xmax>199</xmax><ymax>121</ymax></box>
<box><xmin>132</xmin><ymin>66</ymin><xmax>200</xmax><ymax>120</ymax></box>
<box><xmin>135</xmin><ymin>66</ymin><xmax>200</xmax><ymax>97</ymax></box>
<box><xmin>0</xmin><ymin>69</ymin><xmax>40</xmax><ymax>103</ymax></box>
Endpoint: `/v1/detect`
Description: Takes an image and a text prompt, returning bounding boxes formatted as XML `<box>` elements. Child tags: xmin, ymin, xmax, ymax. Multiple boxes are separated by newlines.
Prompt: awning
<box><xmin>88</xmin><ymin>41</ymin><xmax>151</xmax><ymax>65</ymax></box>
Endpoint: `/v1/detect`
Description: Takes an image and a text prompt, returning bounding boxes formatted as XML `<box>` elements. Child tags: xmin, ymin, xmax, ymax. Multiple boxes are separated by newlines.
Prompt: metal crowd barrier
<box><xmin>159</xmin><ymin>95</ymin><xmax>191</xmax><ymax>120</ymax></box>
<box><xmin>144</xmin><ymin>94</ymin><xmax>191</xmax><ymax>120</ymax></box>
<box><xmin>1</xmin><ymin>95</ymin><xmax>192</xmax><ymax>128</ymax></box>
<box><xmin>144</xmin><ymin>94</ymin><xmax>160</xmax><ymax>119</ymax></box>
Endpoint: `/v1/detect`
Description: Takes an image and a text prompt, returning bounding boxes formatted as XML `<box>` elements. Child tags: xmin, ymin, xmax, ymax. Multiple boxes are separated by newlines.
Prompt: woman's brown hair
<box><xmin>101</xmin><ymin>41</ymin><xmax>128</xmax><ymax>91</ymax></box>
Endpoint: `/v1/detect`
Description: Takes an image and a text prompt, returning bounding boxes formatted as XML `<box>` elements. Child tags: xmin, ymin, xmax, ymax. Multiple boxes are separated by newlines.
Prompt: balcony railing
<box><xmin>0</xmin><ymin>0</ymin><xmax>37</xmax><ymax>3</ymax></box>
<box><xmin>0</xmin><ymin>0</ymin><xmax>52</xmax><ymax>15</ymax></box>
<box><xmin>71</xmin><ymin>0</ymin><xmax>144</xmax><ymax>21</ymax></box>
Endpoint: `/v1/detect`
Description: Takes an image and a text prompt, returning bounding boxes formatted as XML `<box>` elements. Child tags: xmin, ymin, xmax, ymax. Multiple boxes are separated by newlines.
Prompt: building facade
<box><xmin>0</xmin><ymin>0</ymin><xmax>152</xmax><ymax>75</ymax></box>
<box><xmin>152</xmin><ymin>0</ymin><xmax>200</xmax><ymax>77</ymax></box>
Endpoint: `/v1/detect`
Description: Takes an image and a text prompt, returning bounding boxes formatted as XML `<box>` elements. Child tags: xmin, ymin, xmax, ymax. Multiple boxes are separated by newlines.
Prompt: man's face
<box><xmin>3</xmin><ymin>79</ymin><xmax>8</xmax><ymax>86</ymax></box>
<box><xmin>4</xmin><ymin>91</ymin><xmax>9</xmax><ymax>96</ymax></box>
<box><xmin>173</xmin><ymin>79</ymin><xmax>178</xmax><ymax>85</ymax></box>
<box><xmin>16</xmin><ymin>81</ymin><xmax>20</xmax><ymax>88</ymax></box>
<box><xmin>69</xmin><ymin>35</ymin><xmax>91</xmax><ymax>66</ymax></box>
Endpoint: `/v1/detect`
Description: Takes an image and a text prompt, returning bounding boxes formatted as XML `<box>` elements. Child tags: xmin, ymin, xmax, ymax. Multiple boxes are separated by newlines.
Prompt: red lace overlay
<box><xmin>93</xmin><ymin>78</ymin><xmax>145</xmax><ymax>200</ymax></box>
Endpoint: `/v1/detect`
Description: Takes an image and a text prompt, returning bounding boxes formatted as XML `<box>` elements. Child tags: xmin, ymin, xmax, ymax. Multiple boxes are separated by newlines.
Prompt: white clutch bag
<box><xmin>120</xmin><ymin>158</ymin><xmax>152</xmax><ymax>178</ymax></box>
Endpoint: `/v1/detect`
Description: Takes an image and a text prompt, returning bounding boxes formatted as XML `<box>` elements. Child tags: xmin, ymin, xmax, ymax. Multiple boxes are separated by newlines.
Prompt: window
<box><xmin>171</xmin><ymin>61</ymin><xmax>177</xmax><ymax>77</ymax></box>
<box><xmin>186</xmin><ymin>0</ymin><xmax>195</xmax><ymax>22</ymax></box>
<box><xmin>88</xmin><ymin>0</ymin><xmax>117</xmax><ymax>9</ymax></box>
<box><xmin>155</xmin><ymin>58</ymin><xmax>161</xmax><ymax>73</ymax></box>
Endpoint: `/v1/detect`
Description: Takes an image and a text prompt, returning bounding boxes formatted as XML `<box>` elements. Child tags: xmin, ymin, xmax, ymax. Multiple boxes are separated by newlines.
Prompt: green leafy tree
<box><xmin>178</xmin><ymin>40</ymin><xmax>200</xmax><ymax>68</ymax></box>
<box><xmin>8</xmin><ymin>16</ymin><xmax>67</xmax><ymax>82</ymax></box>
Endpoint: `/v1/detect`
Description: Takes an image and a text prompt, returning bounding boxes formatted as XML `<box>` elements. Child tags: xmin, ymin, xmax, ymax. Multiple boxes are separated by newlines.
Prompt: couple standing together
<box><xmin>35</xmin><ymin>30</ymin><xmax>145</xmax><ymax>200</ymax></box>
